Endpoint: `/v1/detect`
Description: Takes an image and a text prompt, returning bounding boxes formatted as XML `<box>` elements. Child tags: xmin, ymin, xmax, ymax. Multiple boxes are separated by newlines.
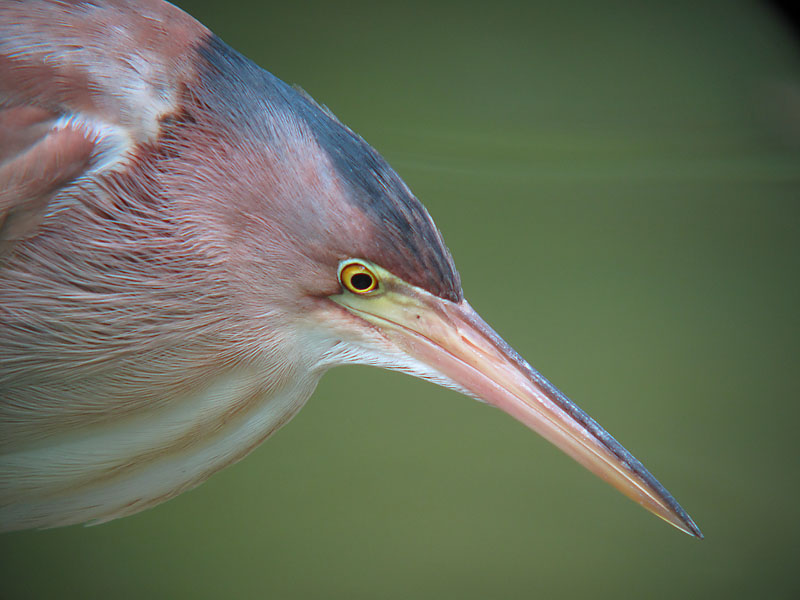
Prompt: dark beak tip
<box><xmin>686</xmin><ymin>517</ymin><xmax>704</xmax><ymax>540</ymax></box>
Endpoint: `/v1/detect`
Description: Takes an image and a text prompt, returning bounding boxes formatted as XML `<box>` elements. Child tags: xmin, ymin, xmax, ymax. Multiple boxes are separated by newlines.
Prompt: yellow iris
<box><xmin>340</xmin><ymin>261</ymin><xmax>379</xmax><ymax>294</ymax></box>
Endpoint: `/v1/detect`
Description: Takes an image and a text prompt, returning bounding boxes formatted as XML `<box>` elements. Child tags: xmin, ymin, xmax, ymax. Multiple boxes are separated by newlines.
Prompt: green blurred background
<box><xmin>2</xmin><ymin>0</ymin><xmax>799</xmax><ymax>598</ymax></box>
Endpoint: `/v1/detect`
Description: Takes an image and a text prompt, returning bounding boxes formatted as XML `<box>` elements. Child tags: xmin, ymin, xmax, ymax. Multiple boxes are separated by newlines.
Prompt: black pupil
<box><xmin>350</xmin><ymin>273</ymin><xmax>373</xmax><ymax>291</ymax></box>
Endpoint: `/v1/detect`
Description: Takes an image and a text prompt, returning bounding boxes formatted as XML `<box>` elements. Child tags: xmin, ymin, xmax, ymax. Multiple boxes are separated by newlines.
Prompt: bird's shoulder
<box><xmin>0</xmin><ymin>0</ymin><xmax>206</xmax><ymax>251</ymax></box>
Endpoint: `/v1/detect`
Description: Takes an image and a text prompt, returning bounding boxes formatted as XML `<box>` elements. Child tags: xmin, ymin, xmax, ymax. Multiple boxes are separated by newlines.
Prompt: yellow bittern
<box><xmin>0</xmin><ymin>0</ymin><xmax>701</xmax><ymax>537</ymax></box>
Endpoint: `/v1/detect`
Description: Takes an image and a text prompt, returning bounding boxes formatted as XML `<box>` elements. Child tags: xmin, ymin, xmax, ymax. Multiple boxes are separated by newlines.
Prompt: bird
<box><xmin>0</xmin><ymin>0</ymin><xmax>702</xmax><ymax>538</ymax></box>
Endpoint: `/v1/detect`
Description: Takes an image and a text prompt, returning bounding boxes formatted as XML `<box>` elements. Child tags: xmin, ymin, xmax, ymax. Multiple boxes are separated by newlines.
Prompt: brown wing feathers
<box><xmin>0</xmin><ymin>0</ymin><xmax>205</xmax><ymax>250</ymax></box>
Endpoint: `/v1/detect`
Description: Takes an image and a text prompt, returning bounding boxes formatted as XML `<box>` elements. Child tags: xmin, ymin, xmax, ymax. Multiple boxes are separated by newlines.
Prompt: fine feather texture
<box><xmin>0</xmin><ymin>0</ymin><xmax>703</xmax><ymax>540</ymax></box>
<box><xmin>196</xmin><ymin>36</ymin><xmax>462</xmax><ymax>302</ymax></box>
<box><xmin>0</xmin><ymin>0</ymin><xmax>464</xmax><ymax>530</ymax></box>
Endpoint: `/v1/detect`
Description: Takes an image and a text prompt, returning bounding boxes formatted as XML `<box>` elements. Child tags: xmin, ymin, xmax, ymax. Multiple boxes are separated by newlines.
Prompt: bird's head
<box><xmin>148</xmin><ymin>35</ymin><xmax>703</xmax><ymax>537</ymax></box>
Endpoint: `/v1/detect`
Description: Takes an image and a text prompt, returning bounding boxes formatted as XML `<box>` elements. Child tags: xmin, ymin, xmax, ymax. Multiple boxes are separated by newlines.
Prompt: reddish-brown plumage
<box><xmin>0</xmin><ymin>0</ymin><xmax>203</xmax><ymax>128</ymax></box>
<box><xmin>0</xmin><ymin>0</ymin><xmax>461</xmax><ymax>529</ymax></box>
<box><xmin>0</xmin><ymin>0</ymin><xmax>202</xmax><ymax>247</ymax></box>
<box><xmin>0</xmin><ymin>116</ymin><xmax>95</xmax><ymax>245</ymax></box>
<box><xmin>0</xmin><ymin>0</ymin><xmax>701</xmax><ymax>538</ymax></box>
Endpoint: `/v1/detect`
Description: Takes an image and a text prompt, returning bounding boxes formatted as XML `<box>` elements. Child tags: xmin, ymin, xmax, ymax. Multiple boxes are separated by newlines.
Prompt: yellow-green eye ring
<box><xmin>340</xmin><ymin>262</ymin><xmax>379</xmax><ymax>294</ymax></box>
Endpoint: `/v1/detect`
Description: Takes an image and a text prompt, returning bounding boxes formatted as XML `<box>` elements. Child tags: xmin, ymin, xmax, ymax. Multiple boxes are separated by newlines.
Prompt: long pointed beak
<box><xmin>332</xmin><ymin>277</ymin><xmax>702</xmax><ymax>538</ymax></box>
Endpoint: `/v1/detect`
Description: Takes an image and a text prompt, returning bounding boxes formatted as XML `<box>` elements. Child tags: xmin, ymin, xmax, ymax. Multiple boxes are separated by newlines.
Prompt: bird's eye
<box><xmin>340</xmin><ymin>262</ymin><xmax>379</xmax><ymax>294</ymax></box>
